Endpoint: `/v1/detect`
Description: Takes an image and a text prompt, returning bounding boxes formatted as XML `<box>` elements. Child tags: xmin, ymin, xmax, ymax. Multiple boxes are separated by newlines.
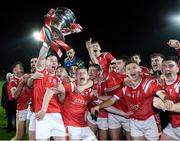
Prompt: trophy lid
<box><xmin>54</xmin><ymin>7</ymin><xmax>76</xmax><ymax>28</ymax></box>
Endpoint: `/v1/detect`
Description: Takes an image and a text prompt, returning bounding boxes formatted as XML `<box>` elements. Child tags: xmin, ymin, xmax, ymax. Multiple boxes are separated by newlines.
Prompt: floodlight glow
<box><xmin>173</xmin><ymin>16</ymin><xmax>180</xmax><ymax>23</ymax></box>
<box><xmin>33</xmin><ymin>31</ymin><xmax>40</xmax><ymax>40</ymax></box>
<box><xmin>169</xmin><ymin>15</ymin><xmax>180</xmax><ymax>24</ymax></box>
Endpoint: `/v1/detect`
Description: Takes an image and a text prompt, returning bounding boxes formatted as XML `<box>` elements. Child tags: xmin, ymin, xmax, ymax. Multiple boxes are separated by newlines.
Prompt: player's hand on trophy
<box><xmin>44</xmin><ymin>27</ymin><xmax>53</xmax><ymax>46</ymax></box>
<box><xmin>167</xmin><ymin>39</ymin><xmax>180</xmax><ymax>49</ymax></box>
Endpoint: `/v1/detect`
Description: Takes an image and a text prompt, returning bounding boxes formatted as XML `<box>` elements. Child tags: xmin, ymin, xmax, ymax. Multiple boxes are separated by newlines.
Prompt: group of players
<box><xmin>5</xmin><ymin>38</ymin><xmax>180</xmax><ymax>140</ymax></box>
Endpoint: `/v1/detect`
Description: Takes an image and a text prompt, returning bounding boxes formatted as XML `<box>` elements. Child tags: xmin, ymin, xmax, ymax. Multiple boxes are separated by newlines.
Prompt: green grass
<box><xmin>0</xmin><ymin>106</ymin><xmax>16</xmax><ymax>140</ymax></box>
<box><xmin>0</xmin><ymin>80</ymin><xmax>28</xmax><ymax>140</ymax></box>
<box><xmin>0</xmin><ymin>80</ymin><xmax>15</xmax><ymax>140</ymax></box>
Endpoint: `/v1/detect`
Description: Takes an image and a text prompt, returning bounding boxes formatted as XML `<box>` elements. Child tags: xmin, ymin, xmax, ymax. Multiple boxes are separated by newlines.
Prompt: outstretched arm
<box><xmin>105</xmin><ymin>106</ymin><xmax>133</xmax><ymax>118</ymax></box>
<box><xmin>91</xmin><ymin>96</ymin><xmax>118</xmax><ymax>114</ymax></box>
<box><xmin>36</xmin><ymin>84</ymin><xmax>66</xmax><ymax>120</ymax></box>
<box><xmin>86</xmin><ymin>38</ymin><xmax>99</xmax><ymax>64</ymax></box>
<box><xmin>36</xmin><ymin>42</ymin><xmax>50</xmax><ymax>71</ymax></box>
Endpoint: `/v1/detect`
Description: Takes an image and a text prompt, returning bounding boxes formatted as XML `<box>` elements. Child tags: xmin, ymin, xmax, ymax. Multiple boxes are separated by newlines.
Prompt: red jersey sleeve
<box><xmin>144</xmin><ymin>79</ymin><xmax>163</xmax><ymax>97</ymax></box>
<box><xmin>63</xmin><ymin>82</ymin><xmax>73</xmax><ymax>94</ymax></box>
<box><xmin>9</xmin><ymin>78</ymin><xmax>18</xmax><ymax>88</ymax></box>
<box><xmin>105</xmin><ymin>52</ymin><xmax>116</xmax><ymax>64</ymax></box>
<box><xmin>114</xmin><ymin>89</ymin><xmax>124</xmax><ymax>100</ymax></box>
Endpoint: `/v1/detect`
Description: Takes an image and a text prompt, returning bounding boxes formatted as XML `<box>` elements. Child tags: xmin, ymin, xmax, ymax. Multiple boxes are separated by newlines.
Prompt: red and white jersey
<box><xmin>89</xmin><ymin>80</ymin><xmax>108</xmax><ymax>118</ymax></box>
<box><xmin>113</xmin><ymin>96</ymin><xmax>129</xmax><ymax>113</ymax></box>
<box><xmin>97</xmin><ymin>52</ymin><xmax>116</xmax><ymax>77</ymax></box>
<box><xmin>33</xmin><ymin>69</ymin><xmax>61</xmax><ymax>113</ymax></box>
<box><xmin>115</xmin><ymin>78</ymin><xmax>162</xmax><ymax>120</ymax></box>
<box><xmin>9</xmin><ymin>76</ymin><xmax>32</xmax><ymax>110</ymax></box>
<box><xmin>8</xmin><ymin>76</ymin><xmax>19</xmax><ymax>101</ymax></box>
<box><xmin>105</xmin><ymin>71</ymin><xmax>126</xmax><ymax>95</ymax></box>
<box><xmin>164</xmin><ymin>75</ymin><xmax>180</xmax><ymax>128</ymax></box>
<box><xmin>104</xmin><ymin>71</ymin><xmax>129</xmax><ymax>112</ymax></box>
<box><xmin>62</xmin><ymin>82</ymin><xmax>97</xmax><ymax>127</ymax></box>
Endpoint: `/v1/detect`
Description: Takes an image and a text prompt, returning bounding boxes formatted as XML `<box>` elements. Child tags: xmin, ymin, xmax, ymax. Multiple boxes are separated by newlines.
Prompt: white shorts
<box><xmin>36</xmin><ymin>113</ymin><xmax>66</xmax><ymax>139</ymax></box>
<box><xmin>67</xmin><ymin>126</ymin><xmax>97</xmax><ymax>141</ymax></box>
<box><xmin>27</xmin><ymin>110</ymin><xmax>33</xmax><ymax>120</ymax></box>
<box><xmin>108</xmin><ymin>113</ymin><xmax>130</xmax><ymax>132</ymax></box>
<box><xmin>16</xmin><ymin>109</ymin><xmax>28</xmax><ymax>121</ymax></box>
<box><xmin>86</xmin><ymin>111</ymin><xmax>108</xmax><ymax>130</ymax></box>
<box><xmin>130</xmin><ymin>115</ymin><xmax>159</xmax><ymax>140</ymax></box>
<box><xmin>29</xmin><ymin>112</ymin><xmax>36</xmax><ymax>131</ymax></box>
<box><xmin>163</xmin><ymin>123</ymin><xmax>180</xmax><ymax>139</ymax></box>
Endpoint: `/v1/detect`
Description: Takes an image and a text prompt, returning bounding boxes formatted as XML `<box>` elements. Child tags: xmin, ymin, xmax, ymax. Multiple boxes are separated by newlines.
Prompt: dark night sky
<box><xmin>1</xmin><ymin>0</ymin><xmax>180</xmax><ymax>74</ymax></box>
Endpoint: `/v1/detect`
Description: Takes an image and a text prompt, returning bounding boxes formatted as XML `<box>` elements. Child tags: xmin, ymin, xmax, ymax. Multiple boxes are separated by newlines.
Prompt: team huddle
<box><xmin>5</xmin><ymin>38</ymin><xmax>180</xmax><ymax>140</ymax></box>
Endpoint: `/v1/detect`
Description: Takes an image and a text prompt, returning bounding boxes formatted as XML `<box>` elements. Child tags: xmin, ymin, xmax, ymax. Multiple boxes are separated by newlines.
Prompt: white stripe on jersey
<box><xmin>142</xmin><ymin>78</ymin><xmax>150</xmax><ymax>90</ymax></box>
<box><xmin>174</xmin><ymin>81</ymin><xmax>180</xmax><ymax>94</ymax></box>
<box><xmin>144</xmin><ymin>79</ymin><xmax>153</xmax><ymax>94</ymax></box>
<box><xmin>71</xmin><ymin>82</ymin><xmax>75</xmax><ymax>92</ymax></box>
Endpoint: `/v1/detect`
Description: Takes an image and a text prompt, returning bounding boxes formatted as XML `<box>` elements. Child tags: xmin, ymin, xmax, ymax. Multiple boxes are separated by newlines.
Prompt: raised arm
<box><xmin>36</xmin><ymin>42</ymin><xmax>50</xmax><ymax>71</ymax></box>
<box><xmin>86</xmin><ymin>38</ymin><xmax>99</xmax><ymax>64</ymax></box>
<box><xmin>167</xmin><ymin>39</ymin><xmax>180</xmax><ymax>57</ymax></box>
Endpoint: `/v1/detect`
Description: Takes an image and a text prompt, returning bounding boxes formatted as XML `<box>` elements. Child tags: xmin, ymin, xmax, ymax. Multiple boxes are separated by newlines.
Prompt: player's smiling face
<box><xmin>151</xmin><ymin>56</ymin><xmax>163</xmax><ymax>71</ymax></box>
<box><xmin>88</xmin><ymin>67</ymin><xmax>99</xmax><ymax>80</ymax></box>
<box><xmin>161</xmin><ymin>60</ymin><xmax>179</xmax><ymax>80</ymax></box>
<box><xmin>66</xmin><ymin>49</ymin><xmax>75</xmax><ymax>60</ymax></box>
<box><xmin>46</xmin><ymin>56</ymin><xmax>58</xmax><ymax>74</ymax></box>
<box><xmin>30</xmin><ymin>57</ymin><xmax>38</xmax><ymax>72</ymax></box>
<box><xmin>76</xmin><ymin>68</ymin><xmax>89</xmax><ymax>86</ymax></box>
<box><xmin>125</xmin><ymin>63</ymin><xmax>141</xmax><ymax>81</ymax></box>
<box><xmin>92</xmin><ymin>43</ymin><xmax>101</xmax><ymax>54</ymax></box>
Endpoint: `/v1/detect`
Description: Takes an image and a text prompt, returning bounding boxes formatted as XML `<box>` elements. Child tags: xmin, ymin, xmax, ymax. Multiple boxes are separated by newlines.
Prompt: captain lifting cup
<box><xmin>39</xmin><ymin>7</ymin><xmax>82</xmax><ymax>57</ymax></box>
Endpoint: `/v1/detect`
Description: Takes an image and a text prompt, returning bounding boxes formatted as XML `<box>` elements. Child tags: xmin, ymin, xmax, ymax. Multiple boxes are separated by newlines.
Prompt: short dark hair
<box><xmin>11</xmin><ymin>61</ymin><xmax>23</xmax><ymax>72</ymax></box>
<box><xmin>70</xmin><ymin>64</ymin><xmax>78</xmax><ymax>69</ymax></box>
<box><xmin>88</xmin><ymin>64</ymin><xmax>101</xmax><ymax>72</ymax></box>
<box><xmin>162</xmin><ymin>56</ymin><xmax>179</xmax><ymax>64</ymax></box>
<box><xmin>131</xmin><ymin>53</ymin><xmax>140</xmax><ymax>57</ymax></box>
<box><xmin>91</xmin><ymin>41</ymin><xmax>99</xmax><ymax>44</ymax></box>
<box><xmin>66</xmin><ymin>46</ymin><xmax>75</xmax><ymax>51</ymax></box>
<box><xmin>125</xmin><ymin>60</ymin><xmax>138</xmax><ymax>67</ymax></box>
<box><xmin>109</xmin><ymin>62</ymin><xmax>116</xmax><ymax>66</ymax></box>
<box><xmin>151</xmin><ymin>53</ymin><xmax>165</xmax><ymax>59</ymax></box>
<box><xmin>76</xmin><ymin>67</ymin><xmax>88</xmax><ymax>73</ymax></box>
<box><xmin>116</xmin><ymin>56</ymin><xmax>130</xmax><ymax>63</ymax></box>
